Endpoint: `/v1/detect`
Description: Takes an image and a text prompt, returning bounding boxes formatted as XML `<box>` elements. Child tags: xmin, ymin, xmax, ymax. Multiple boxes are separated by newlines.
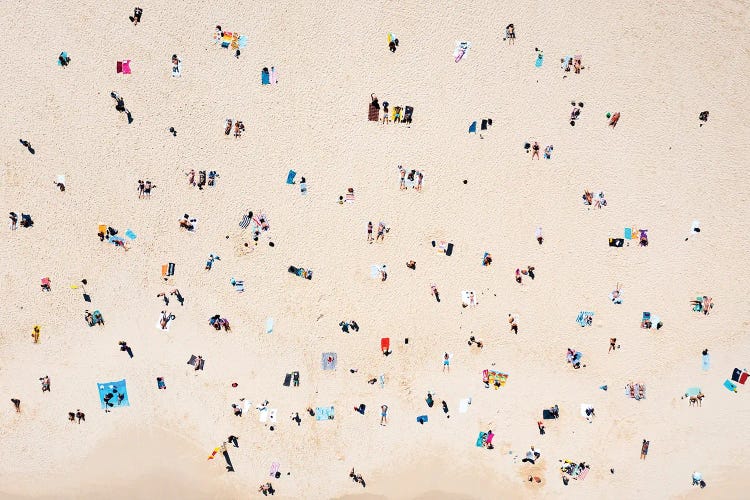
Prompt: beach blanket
<box><xmin>315</xmin><ymin>406</ymin><xmax>335</xmax><ymax>420</ymax></box>
<box><xmin>459</xmin><ymin>398</ymin><xmax>471</xmax><ymax>413</ymax></box>
<box><xmin>724</xmin><ymin>379</ymin><xmax>738</xmax><ymax>393</ymax></box>
<box><xmin>417</xmin><ymin>415</ymin><xmax>428</xmax><ymax>424</ymax></box>
<box><xmin>116</xmin><ymin>60</ymin><xmax>132</xmax><ymax>74</ymax></box>
<box><xmin>469</xmin><ymin>121</ymin><xmax>477</xmax><ymax>134</ymax></box>
<box><xmin>461</xmin><ymin>290</ymin><xmax>477</xmax><ymax>307</ymax></box>
<box><xmin>186</xmin><ymin>355</ymin><xmax>205</xmax><ymax>370</ymax></box>
<box><xmin>213</xmin><ymin>31</ymin><xmax>248</xmax><ymax>49</ymax></box>
<box><xmin>270</xmin><ymin>462</ymin><xmax>280</xmax><ymax>477</ymax></box>
<box><xmin>732</xmin><ymin>368</ymin><xmax>748</xmax><ymax>383</ymax></box>
<box><xmin>580</xmin><ymin>403</ymin><xmax>594</xmax><ymax>418</ymax></box>
<box><xmin>265</xmin><ymin>317</ymin><xmax>274</xmax><ymax>334</ymax></box>
<box><xmin>685</xmin><ymin>387</ymin><xmax>701</xmax><ymax>397</ymax></box>
<box><xmin>157</xmin><ymin>377</ymin><xmax>166</xmax><ymax>389</ymax></box>
<box><xmin>155</xmin><ymin>313</ymin><xmax>174</xmax><ymax>332</ymax></box>
<box><xmin>702</xmin><ymin>353</ymin><xmax>710</xmax><ymax>371</ymax></box>
<box><xmin>454</xmin><ymin>41</ymin><xmax>471</xmax><ymax>62</ymax></box>
<box><xmin>576</xmin><ymin>311</ymin><xmax>594</xmax><ymax>327</ymax></box>
<box><xmin>239</xmin><ymin>214</ymin><xmax>252</xmax><ymax>229</ymax></box>
<box><xmin>286</xmin><ymin>170</ymin><xmax>296</xmax><ymax>184</ymax></box>
<box><xmin>321</xmin><ymin>352</ymin><xmax>337</xmax><ymax>370</ymax></box>
<box><xmin>475</xmin><ymin>432</ymin><xmax>487</xmax><ymax>447</ymax></box>
<box><xmin>381</xmin><ymin>337</ymin><xmax>390</xmax><ymax>353</ymax></box>
<box><xmin>97</xmin><ymin>379</ymin><xmax>129</xmax><ymax>409</ymax></box>
<box><xmin>125</xmin><ymin>229</ymin><xmax>136</xmax><ymax>240</ymax></box>
<box><xmin>259</xmin><ymin>406</ymin><xmax>268</xmax><ymax>422</ymax></box>
<box><xmin>368</xmin><ymin>102</ymin><xmax>379</xmax><ymax>121</ymax></box>
<box><xmin>57</xmin><ymin>52</ymin><xmax>69</xmax><ymax>66</ymax></box>
<box><xmin>283</xmin><ymin>374</ymin><xmax>292</xmax><ymax>387</ymax></box>
<box><xmin>370</xmin><ymin>264</ymin><xmax>386</xmax><ymax>278</ymax></box>
<box><xmin>484</xmin><ymin>370</ymin><xmax>508</xmax><ymax>389</ymax></box>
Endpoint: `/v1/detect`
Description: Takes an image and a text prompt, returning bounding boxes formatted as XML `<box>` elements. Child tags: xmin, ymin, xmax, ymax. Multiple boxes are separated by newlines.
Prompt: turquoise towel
<box><xmin>476</xmin><ymin>432</ymin><xmax>487</xmax><ymax>447</ymax></box>
<box><xmin>286</xmin><ymin>170</ymin><xmax>296</xmax><ymax>184</ymax></box>
<box><xmin>125</xmin><ymin>229</ymin><xmax>136</xmax><ymax>240</ymax></box>
<box><xmin>535</xmin><ymin>52</ymin><xmax>544</xmax><ymax>67</ymax></box>
<box><xmin>685</xmin><ymin>387</ymin><xmax>701</xmax><ymax>396</ymax></box>
<box><xmin>265</xmin><ymin>317</ymin><xmax>274</xmax><ymax>334</ymax></box>
<box><xmin>724</xmin><ymin>379</ymin><xmax>737</xmax><ymax>392</ymax></box>
<box><xmin>469</xmin><ymin>121</ymin><xmax>477</xmax><ymax>133</ymax></box>
<box><xmin>624</xmin><ymin>227</ymin><xmax>632</xmax><ymax>239</ymax></box>
<box><xmin>702</xmin><ymin>354</ymin><xmax>710</xmax><ymax>371</ymax></box>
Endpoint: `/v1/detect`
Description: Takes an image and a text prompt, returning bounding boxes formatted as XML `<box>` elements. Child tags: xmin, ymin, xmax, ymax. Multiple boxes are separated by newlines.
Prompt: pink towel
<box><xmin>122</xmin><ymin>60</ymin><xmax>131</xmax><ymax>74</ymax></box>
<box><xmin>269</xmin><ymin>462</ymin><xmax>280</xmax><ymax>476</ymax></box>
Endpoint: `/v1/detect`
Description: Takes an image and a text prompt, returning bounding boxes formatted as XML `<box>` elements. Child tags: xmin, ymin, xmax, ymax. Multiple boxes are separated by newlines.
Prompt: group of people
<box><xmin>225</xmin><ymin>119</ymin><xmax>245</xmax><ymax>137</ymax></box>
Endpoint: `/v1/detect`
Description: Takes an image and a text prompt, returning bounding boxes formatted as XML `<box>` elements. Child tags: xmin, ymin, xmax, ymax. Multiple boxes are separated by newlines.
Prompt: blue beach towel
<box><xmin>702</xmin><ymin>354</ymin><xmax>710</xmax><ymax>371</ymax></box>
<box><xmin>238</xmin><ymin>36</ymin><xmax>248</xmax><ymax>48</ymax></box>
<box><xmin>57</xmin><ymin>51</ymin><xmax>68</xmax><ymax>66</ymax></box>
<box><xmin>624</xmin><ymin>227</ymin><xmax>632</xmax><ymax>239</ymax></box>
<box><xmin>469</xmin><ymin>121</ymin><xmax>477</xmax><ymax>134</ymax></box>
<box><xmin>125</xmin><ymin>229</ymin><xmax>137</xmax><ymax>240</ymax></box>
<box><xmin>685</xmin><ymin>387</ymin><xmax>701</xmax><ymax>397</ymax></box>
<box><xmin>262</xmin><ymin>70</ymin><xmax>270</xmax><ymax>85</ymax></box>
<box><xmin>576</xmin><ymin>311</ymin><xmax>594</xmax><ymax>327</ymax></box>
<box><xmin>97</xmin><ymin>379</ymin><xmax>129</xmax><ymax>409</ymax></box>
<box><xmin>535</xmin><ymin>52</ymin><xmax>544</xmax><ymax>67</ymax></box>
<box><xmin>286</xmin><ymin>170</ymin><xmax>296</xmax><ymax>184</ymax></box>
<box><xmin>315</xmin><ymin>406</ymin><xmax>335</xmax><ymax>420</ymax></box>
<box><xmin>417</xmin><ymin>415</ymin><xmax>428</xmax><ymax>424</ymax></box>
<box><xmin>476</xmin><ymin>432</ymin><xmax>487</xmax><ymax>447</ymax></box>
<box><xmin>724</xmin><ymin>379</ymin><xmax>737</xmax><ymax>393</ymax></box>
<box><xmin>265</xmin><ymin>317</ymin><xmax>274</xmax><ymax>334</ymax></box>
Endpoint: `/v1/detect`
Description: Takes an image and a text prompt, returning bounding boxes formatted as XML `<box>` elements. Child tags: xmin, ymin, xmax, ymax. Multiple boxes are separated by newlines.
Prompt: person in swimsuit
<box><xmin>640</xmin><ymin>439</ymin><xmax>649</xmax><ymax>459</ymax></box>
<box><xmin>609</xmin><ymin>338</ymin><xmax>617</xmax><ymax>353</ymax></box>
<box><xmin>399</xmin><ymin>166</ymin><xmax>406</xmax><ymax>190</ymax></box>
<box><xmin>129</xmin><ymin>7</ymin><xmax>143</xmax><ymax>25</ymax></box>
<box><xmin>367</xmin><ymin>222</ymin><xmax>373</xmax><ymax>242</ymax></box>
<box><xmin>443</xmin><ymin>352</ymin><xmax>450</xmax><ymax>372</ymax></box>
<box><xmin>505</xmin><ymin>24</ymin><xmax>515</xmax><ymax>45</ymax></box>
<box><xmin>376</xmin><ymin>223</ymin><xmax>385</xmax><ymax>242</ymax></box>
<box><xmin>531</xmin><ymin>142</ymin><xmax>540</xmax><ymax>160</ymax></box>
<box><xmin>382</xmin><ymin>102</ymin><xmax>390</xmax><ymax>124</ymax></box>
<box><xmin>380</xmin><ymin>405</ymin><xmax>388</xmax><ymax>425</ymax></box>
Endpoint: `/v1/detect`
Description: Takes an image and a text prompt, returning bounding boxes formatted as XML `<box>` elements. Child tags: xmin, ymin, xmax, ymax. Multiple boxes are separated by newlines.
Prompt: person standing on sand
<box><xmin>443</xmin><ymin>352</ymin><xmax>450</xmax><ymax>372</ymax></box>
<box><xmin>531</xmin><ymin>142</ymin><xmax>540</xmax><ymax>160</ymax></box>
<box><xmin>76</xmin><ymin>410</ymin><xmax>85</xmax><ymax>423</ymax></box>
<box><xmin>380</xmin><ymin>405</ymin><xmax>388</xmax><ymax>425</ymax></box>
<box><xmin>640</xmin><ymin>439</ymin><xmax>649</xmax><ymax>459</ymax></box>
<box><xmin>367</xmin><ymin>222</ymin><xmax>373</xmax><ymax>242</ymax></box>
<box><xmin>609</xmin><ymin>338</ymin><xmax>617</xmax><ymax>353</ymax></box>
<box><xmin>41</xmin><ymin>376</ymin><xmax>50</xmax><ymax>393</ymax></box>
<box><xmin>11</xmin><ymin>399</ymin><xmax>21</xmax><ymax>412</ymax></box>
<box><xmin>32</xmin><ymin>325</ymin><xmax>40</xmax><ymax>344</ymax></box>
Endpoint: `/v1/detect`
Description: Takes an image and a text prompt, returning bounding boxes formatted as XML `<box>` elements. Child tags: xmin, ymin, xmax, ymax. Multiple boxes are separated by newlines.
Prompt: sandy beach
<box><xmin>1</xmin><ymin>0</ymin><xmax>749</xmax><ymax>498</ymax></box>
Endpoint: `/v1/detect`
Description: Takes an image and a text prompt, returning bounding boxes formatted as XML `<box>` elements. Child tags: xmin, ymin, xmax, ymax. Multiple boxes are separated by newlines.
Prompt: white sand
<box><xmin>1</xmin><ymin>0</ymin><xmax>750</xmax><ymax>498</ymax></box>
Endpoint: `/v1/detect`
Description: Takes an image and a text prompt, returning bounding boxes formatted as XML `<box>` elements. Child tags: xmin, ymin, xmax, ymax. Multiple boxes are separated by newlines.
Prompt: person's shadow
<box><xmin>126</xmin><ymin>111</ymin><xmax>133</xmax><ymax>124</ymax></box>
<box><xmin>223</xmin><ymin>450</ymin><xmax>234</xmax><ymax>472</ymax></box>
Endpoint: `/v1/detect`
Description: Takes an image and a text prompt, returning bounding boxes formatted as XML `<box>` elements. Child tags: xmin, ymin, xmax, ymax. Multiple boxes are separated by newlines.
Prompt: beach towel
<box><xmin>685</xmin><ymin>387</ymin><xmax>701</xmax><ymax>397</ymax></box>
<box><xmin>475</xmin><ymin>431</ymin><xmax>487</xmax><ymax>447</ymax></box>
<box><xmin>561</xmin><ymin>55</ymin><xmax>572</xmax><ymax>69</ymax></box>
<box><xmin>724</xmin><ymin>379</ymin><xmax>737</xmax><ymax>392</ymax></box>
<box><xmin>576</xmin><ymin>467</ymin><xmax>589</xmax><ymax>480</ymax></box>
<box><xmin>231</xmin><ymin>279</ymin><xmax>244</xmax><ymax>292</ymax></box>
<box><xmin>207</xmin><ymin>447</ymin><xmax>220</xmax><ymax>460</ymax></box>
<box><xmin>445</xmin><ymin>243</ymin><xmax>454</xmax><ymax>256</ymax></box>
<box><xmin>97</xmin><ymin>379</ymin><xmax>129</xmax><ymax>409</ymax></box>
<box><xmin>283</xmin><ymin>374</ymin><xmax>292</xmax><ymax>387</ymax></box>
<box><xmin>270</xmin><ymin>67</ymin><xmax>278</xmax><ymax>84</ymax></box>
<box><xmin>454</xmin><ymin>41</ymin><xmax>471</xmax><ymax>62</ymax></box>
<box><xmin>315</xmin><ymin>406</ymin><xmax>335</xmax><ymax>421</ymax></box>
<box><xmin>609</xmin><ymin>238</ymin><xmax>624</xmax><ymax>247</ymax></box>
<box><xmin>370</xmin><ymin>264</ymin><xmax>386</xmax><ymax>278</ymax></box>
<box><xmin>57</xmin><ymin>52</ymin><xmax>68</xmax><ymax>66</ymax></box>
<box><xmin>286</xmin><ymin>170</ymin><xmax>296</xmax><ymax>184</ymax></box>
<box><xmin>125</xmin><ymin>229</ymin><xmax>136</xmax><ymax>240</ymax></box>
<box><xmin>186</xmin><ymin>355</ymin><xmax>204</xmax><ymax>370</ymax></box>
<box><xmin>459</xmin><ymin>398</ymin><xmax>471</xmax><ymax>413</ymax></box>
<box><xmin>117</xmin><ymin>60</ymin><xmax>131</xmax><ymax>74</ymax></box>
<box><xmin>172</xmin><ymin>60</ymin><xmax>181</xmax><ymax>78</ymax></box>
<box><xmin>270</xmin><ymin>462</ymin><xmax>280</xmax><ymax>477</ymax></box>
<box><xmin>321</xmin><ymin>352</ymin><xmax>337</xmax><ymax>370</ymax></box>
<box><xmin>381</xmin><ymin>337</ymin><xmax>390</xmax><ymax>353</ymax></box>
<box><xmin>157</xmin><ymin>377</ymin><xmax>166</xmax><ymax>389</ymax></box>
<box><xmin>261</xmin><ymin>69</ymin><xmax>270</xmax><ymax>85</ymax></box>
<box><xmin>542</xmin><ymin>409</ymin><xmax>556</xmax><ymax>419</ymax></box>
<box><xmin>239</xmin><ymin>214</ymin><xmax>252</xmax><ymax>229</ymax></box>
<box><xmin>580</xmin><ymin>403</ymin><xmax>593</xmax><ymax>418</ymax></box>
<box><xmin>368</xmin><ymin>102</ymin><xmax>379</xmax><ymax>121</ymax></box>
<box><xmin>702</xmin><ymin>353</ymin><xmax>710</xmax><ymax>371</ymax></box>
<box><xmin>461</xmin><ymin>291</ymin><xmax>477</xmax><ymax>307</ymax></box>
<box><xmin>469</xmin><ymin>121</ymin><xmax>477</xmax><ymax>134</ymax></box>
<box><xmin>155</xmin><ymin>313</ymin><xmax>173</xmax><ymax>332</ymax></box>
<box><xmin>300</xmin><ymin>181</ymin><xmax>307</xmax><ymax>195</ymax></box>
<box><xmin>576</xmin><ymin>311</ymin><xmax>594</xmax><ymax>327</ymax></box>
<box><xmin>388</xmin><ymin>32</ymin><xmax>397</xmax><ymax>44</ymax></box>
<box><xmin>485</xmin><ymin>370</ymin><xmax>509</xmax><ymax>388</ymax></box>
<box><xmin>535</xmin><ymin>52</ymin><xmax>544</xmax><ymax>67</ymax></box>
<box><xmin>624</xmin><ymin>227</ymin><xmax>632</xmax><ymax>239</ymax></box>
<box><xmin>740</xmin><ymin>371</ymin><xmax>749</xmax><ymax>384</ymax></box>
<box><xmin>731</xmin><ymin>368</ymin><xmax>745</xmax><ymax>383</ymax></box>
<box><xmin>416</xmin><ymin>415</ymin><xmax>428</xmax><ymax>424</ymax></box>
<box><xmin>56</xmin><ymin>174</ymin><xmax>66</xmax><ymax>187</ymax></box>
<box><xmin>259</xmin><ymin>407</ymin><xmax>268</xmax><ymax>422</ymax></box>
<box><xmin>265</xmin><ymin>317</ymin><xmax>274</xmax><ymax>334</ymax></box>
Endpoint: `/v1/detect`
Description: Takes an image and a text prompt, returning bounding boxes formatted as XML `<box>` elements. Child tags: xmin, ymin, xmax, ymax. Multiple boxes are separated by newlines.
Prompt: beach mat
<box><xmin>542</xmin><ymin>409</ymin><xmax>556</xmax><ymax>419</ymax></box>
<box><xmin>321</xmin><ymin>352</ymin><xmax>337</xmax><ymax>370</ymax></box>
<box><xmin>97</xmin><ymin>379</ymin><xmax>129</xmax><ymax>409</ymax></box>
<box><xmin>475</xmin><ymin>432</ymin><xmax>487</xmax><ymax>447</ymax></box>
<box><xmin>283</xmin><ymin>374</ymin><xmax>291</xmax><ymax>387</ymax></box>
<box><xmin>702</xmin><ymin>354</ymin><xmax>710</xmax><ymax>371</ymax></box>
<box><xmin>459</xmin><ymin>398</ymin><xmax>471</xmax><ymax>413</ymax></box>
<box><xmin>315</xmin><ymin>406</ymin><xmax>334</xmax><ymax>421</ymax></box>
<box><xmin>368</xmin><ymin>103</ymin><xmax>379</xmax><ymax>121</ymax></box>
<box><xmin>381</xmin><ymin>337</ymin><xmax>390</xmax><ymax>353</ymax></box>
<box><xmin>685</xmin><ymin>387</ymin><xmax>701</xmax><ymax>397</ymax></box>
<box><xmin>535</xmin><ymin>52</ymin><xmax>544</xmax><ymax>67</ymax></box>
<box><xmin>724</xmin><ymin>379</ymin><xmax>738</xmax><ymax>392</ymax></box>
<box><xmin>286</xmin><ymin>170</ymin><xmax>296</xmax><ymax>184</ymax></box>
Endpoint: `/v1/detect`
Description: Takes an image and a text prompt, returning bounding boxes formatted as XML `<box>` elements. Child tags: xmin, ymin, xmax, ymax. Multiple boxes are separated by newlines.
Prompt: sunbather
<box><xmin>225</xmin><ymin>119</ymin><xmax>232</xmax><ymax>135</ymax></box>
<box><xmin>609</xmin><ymin>112</ymin><xmax>620</xmax><ymax>128</ymax></box>
<box><xmin>505</xmin><ymin>24</ymin><xmax>515</xmax><ymax>45</ymax></box>
<box><xmin>129</xmin><ymin>7</ymin><xmax>142</xmax><ymax>25</ymax></box>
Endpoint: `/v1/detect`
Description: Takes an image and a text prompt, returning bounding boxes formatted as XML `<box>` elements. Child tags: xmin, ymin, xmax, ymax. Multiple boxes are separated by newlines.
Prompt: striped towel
<box><xmin>345</xmin><ymin>192</ymin><xmax>355</xmax><ymax>203</ymax></box>
<box><xmin>239</xmin><ymin>214</ymin><xmax>252</xmax><ymax>229</ymax></box>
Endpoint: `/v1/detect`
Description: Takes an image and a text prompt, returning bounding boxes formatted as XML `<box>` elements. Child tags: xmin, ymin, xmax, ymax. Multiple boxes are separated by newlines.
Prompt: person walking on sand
<box><xmin>443</xmin><ymin>352</ymin><xmax>450</xmax><ymax>372</ymax></box>
<box><xmin>41</xmin><ymin>376</ymin><xmax>51</xmax><ymax>393</ymax></box>
<box><xmin>398</xmin><ymin>165</ymin><xmax>406</xmax><ymax>190</ymax></box>
<box><xmin>367</xmin><ymin>221</ymin><xmax>373</xmax><ymax>242</ymax></box>
<box><xmin>640</xmin><ymin>439</ymin><xmax>649</xmax><ymax>459</ymax></box>
<box><xmin>509</xmin><ymin>314</ymin><xmax>518</xmax><ymax>334</ymax></box>
<box><xmin>76</xmin><ymin>409</ymin><xmax>85</xmax><ymax>423</ymax></box>
<box><xmin>11</xmin><ymin>398</ymin><xmax>21</xmax><ymax>412</ymax></box>
<box><xmin>380</xmin><ymin>405</ymin><xmax>388</xmax><ymax>425</ymax></box>
<box><xmin>505</xmin><ymin>24</ymin><xmax>516</xmax><ymax>45</ymax></box>
<box><xmin>531</xmin><ymin>142</ymin><xmax>540</xmax><ymax>160</ymax></box>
